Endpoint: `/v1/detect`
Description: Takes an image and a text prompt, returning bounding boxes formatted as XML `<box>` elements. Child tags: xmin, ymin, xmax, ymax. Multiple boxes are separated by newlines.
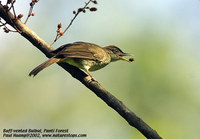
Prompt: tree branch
<box><xmin>0</xmin><ymin>4</ymin><xmax>162</xmax><ymax>139</ymax></box>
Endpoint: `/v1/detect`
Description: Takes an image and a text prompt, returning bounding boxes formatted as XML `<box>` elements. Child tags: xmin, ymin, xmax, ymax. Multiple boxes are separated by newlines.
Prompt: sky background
<box><xmin>1</xmin><ymin>0</ymin><xmax>200</xmax><ymax>139</ymax></box>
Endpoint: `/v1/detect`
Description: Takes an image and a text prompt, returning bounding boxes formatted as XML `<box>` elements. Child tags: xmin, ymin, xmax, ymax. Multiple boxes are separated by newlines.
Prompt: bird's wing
<box><xmin>53</xmin><ymin>42</ymin><xmax>107</xmax><ymax>61</ymax></box>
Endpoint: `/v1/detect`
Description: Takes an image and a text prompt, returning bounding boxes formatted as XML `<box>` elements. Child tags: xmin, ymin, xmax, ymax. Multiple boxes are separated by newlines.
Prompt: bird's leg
<box><xmin>86</xmin><ymin>69</ymin><xmax>95</xmax><ymax>81</ymax></box>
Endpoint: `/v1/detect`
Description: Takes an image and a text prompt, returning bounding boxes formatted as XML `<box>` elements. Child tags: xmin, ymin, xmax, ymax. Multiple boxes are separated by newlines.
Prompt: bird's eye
<box><xmin>113</xmin><ymin>49</ymin><xmax>118</xmax><ymax>53</ymax></box>
<box><xmin>113</xmin><ymin>48</ymin><xmax>119</xmax><ymax>53</ymax></box>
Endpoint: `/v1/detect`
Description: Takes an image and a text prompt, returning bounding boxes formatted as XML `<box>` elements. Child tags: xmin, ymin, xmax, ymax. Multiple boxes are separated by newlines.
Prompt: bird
<box><xmin>29</xmin><ymin>42</ymin><xmax>134</xmax><ymax>80</ymax></box>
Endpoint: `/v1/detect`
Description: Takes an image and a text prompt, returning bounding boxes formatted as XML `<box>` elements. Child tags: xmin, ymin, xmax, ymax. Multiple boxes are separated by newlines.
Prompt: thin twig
<box><xmin>11</xmin><ymin>0</ymin><xmax>16</xmax><ymax>18</ymax></box>
<box><xmin>3</xmin><ymin>25</ymin><xmax>17</xmax><ymax>32</ymax></box>
<box><xmin>24</xmin><ymin>4</ymin><xmax>33</xmax><ymax>24</ymax></box>
<box><xmin>50</xmin><ymin>0</ymin><xmax>93</xmax><ymax>46</ymax></box>
<box><xmin>24</xmin><ymin>0</ymin><xmax>38</xmax><ymax>24</ymax></box>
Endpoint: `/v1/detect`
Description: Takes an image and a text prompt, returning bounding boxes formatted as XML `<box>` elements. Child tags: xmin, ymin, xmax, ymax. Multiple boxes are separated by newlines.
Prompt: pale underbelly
<box><xmin>60</xmin><ymin>58</ymin><xmax>110</xmax><ymax>71</ymax></box>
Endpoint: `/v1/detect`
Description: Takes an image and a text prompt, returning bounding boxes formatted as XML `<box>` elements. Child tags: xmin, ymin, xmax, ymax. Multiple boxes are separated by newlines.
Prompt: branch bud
<box><xmin>57</xmin><ymin>23</ymin><xmax>62</xmax><ymax>29</ymax></box>
<box><xmin>17</xmin><ymin>14</ymin><xmax>23</xmax><ymax>19</ymax></box>
<box><xmin>89</xmin><ymin>7</ymin><xmax>97</xmax><ymax>12</ymax></box>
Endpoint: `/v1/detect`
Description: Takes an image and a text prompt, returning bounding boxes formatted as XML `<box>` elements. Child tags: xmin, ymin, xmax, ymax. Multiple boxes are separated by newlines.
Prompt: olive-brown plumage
<box><xmin>29</xmin><ymin>42</ymin><xmax>133</xmax><ymax>79</ymax></box>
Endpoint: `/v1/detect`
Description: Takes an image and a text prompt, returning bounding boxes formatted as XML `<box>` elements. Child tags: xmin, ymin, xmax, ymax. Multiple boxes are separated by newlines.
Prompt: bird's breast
<box><xmin>59</xmin><ymin>50</ymin><xmax>111</xmax><ymax>72</ymax></box>
<box><xmin>60</xmin><ymin>57</ymin><xmax>111</xmax><ymax>72</ymax></box>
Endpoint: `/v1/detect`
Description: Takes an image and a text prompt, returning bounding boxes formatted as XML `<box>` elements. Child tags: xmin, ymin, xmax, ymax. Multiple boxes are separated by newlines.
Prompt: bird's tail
<box><xmin>29</xmin><ymin>57</ymin><xmax>60</xmax><ymax>77</ymax></box>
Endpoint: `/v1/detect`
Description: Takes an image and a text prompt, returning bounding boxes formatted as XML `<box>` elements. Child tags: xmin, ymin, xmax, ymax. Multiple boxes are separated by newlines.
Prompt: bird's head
<box><xmin>104</xmin><ymin>45</ymin><xmax>133</xmax><ymax>62</ymax></box>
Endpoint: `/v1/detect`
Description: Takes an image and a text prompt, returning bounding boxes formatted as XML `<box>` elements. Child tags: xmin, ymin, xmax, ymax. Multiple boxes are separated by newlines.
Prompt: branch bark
<box><xmin>0</xmin><ymin>4</ymin><xmax>162</xmax><ymax>139</ymax></box>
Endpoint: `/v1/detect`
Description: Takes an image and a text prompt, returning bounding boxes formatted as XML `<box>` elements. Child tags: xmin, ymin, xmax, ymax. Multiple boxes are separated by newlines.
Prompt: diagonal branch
<box><xmin>0</xmin><ymin>4</ymin><xmax>162</xmax><ymax>139</ymax></box>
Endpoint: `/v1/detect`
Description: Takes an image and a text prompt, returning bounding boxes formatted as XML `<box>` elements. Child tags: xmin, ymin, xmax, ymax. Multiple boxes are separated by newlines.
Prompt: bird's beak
<box><xmin>119</xmin><ymin>53</ymin><xmax>133</xmax><ymax>62</ymax></box>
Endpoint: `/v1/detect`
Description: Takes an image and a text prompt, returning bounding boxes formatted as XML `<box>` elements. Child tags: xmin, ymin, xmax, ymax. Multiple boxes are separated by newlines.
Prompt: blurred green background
<box><xmin>1</xmin><ymin>0</ymin><xmax>200</xmax><ymax>138</ymax></box>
